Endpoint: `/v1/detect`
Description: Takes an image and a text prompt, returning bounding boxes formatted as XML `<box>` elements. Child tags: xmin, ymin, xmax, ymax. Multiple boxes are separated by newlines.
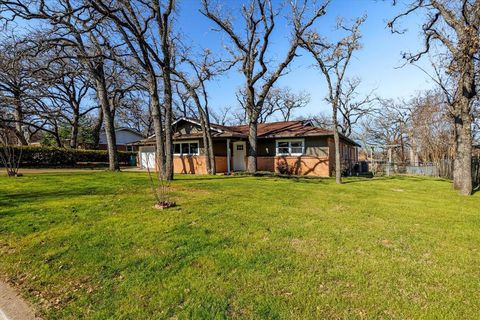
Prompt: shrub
<box><xmin>4</xmin><ymin>146</ymin><xmax>136</xmax><ymax>167</ymax></box>
<box><xmin>276</xmin><ymin>160</ymin><xmax>292</xmax><ymax>175</ymax></box>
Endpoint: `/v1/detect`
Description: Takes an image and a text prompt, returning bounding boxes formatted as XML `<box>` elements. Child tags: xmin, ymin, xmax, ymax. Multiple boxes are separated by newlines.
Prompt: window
<box><xmin>276</xmin><ymin>139</ymin><xmax>304</xmax><ymax>156</ymax></box>
<box><xmin>190</xmin><ymin>143</ymin><xmax>199</xmax><ymax>155</ymax></box>
<box><xmin>174</xmin><ymin>143</ymin><xmax>181</xmax><ymax>154</ymax></box>
<box><xmin>277</xmin><ymin>141</ymin><xmax>289</xmax><ymax>155</ymax></box>
<box><xmin>126</xmin><ymin>146</ymin><xmax>134</xmax><ymax>152</ymax></box>
<box><xmin>236</xmin><ymin>145</ymin><xmax>244</xmax><ymax>151</ymax></box>
<box><xmin>173</xmin><ymin>141</ymin><xmax>199</xmax><ymax>156</ymax></box>
<box><xmin>181</xmin><ymin>143</ymin><xmax>190</xmax><ymax>155</ymax></box>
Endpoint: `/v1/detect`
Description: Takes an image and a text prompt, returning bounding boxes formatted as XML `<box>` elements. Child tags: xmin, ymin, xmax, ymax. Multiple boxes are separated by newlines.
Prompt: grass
<box><xmin>0</xmin><ymin>172</ymin><xmax>479</xmax><ymax>319</ymax></box>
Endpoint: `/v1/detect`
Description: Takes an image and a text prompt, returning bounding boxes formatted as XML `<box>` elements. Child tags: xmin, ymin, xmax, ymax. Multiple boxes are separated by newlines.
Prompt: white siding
<box><xmin>139</xmin><ymin>146</ymin><xmax>156</xmax><ymax>169</ymax></box>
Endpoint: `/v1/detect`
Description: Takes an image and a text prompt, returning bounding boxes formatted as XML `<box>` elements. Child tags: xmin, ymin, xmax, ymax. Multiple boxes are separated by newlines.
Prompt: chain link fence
<box><xmin>366</xmin><ymin>158</ymin><xmax>480</xmax><ymax>188</ymax></box>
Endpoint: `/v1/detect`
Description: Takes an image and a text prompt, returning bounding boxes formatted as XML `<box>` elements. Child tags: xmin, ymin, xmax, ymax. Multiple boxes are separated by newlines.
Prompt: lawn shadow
<box><xmin>286</xmin><ymin>176</ymin><xmax>331</xmax><ymax>184</ymax></box>
<box><xmin>0</xmin><ymin>188</ymin><xmax>117</xmax><ymax>210</ymax></box>
<box><xmin>342</xmin><ymin>175</ymin><xmax>452</xmax><ymax>185</ymax></box>
<box><xmin>472</xmin><ymin>185</ymin><xmax>480</xmax><ymax>195</ymax></box>
<box><xmin>340</xmin><ymin>176</ymin><xmax>375</xmax><ymax>184</ymax></box>
<box><xmin>173</xmin><ymin>174</ymin><xmax>252</xmax><ymax>181</ymax></box>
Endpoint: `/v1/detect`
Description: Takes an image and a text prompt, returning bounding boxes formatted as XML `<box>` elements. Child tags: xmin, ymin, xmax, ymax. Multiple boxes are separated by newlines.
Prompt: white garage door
<box><xmin>140</xmin><ymin>151</ymin><xmax>156</xmax><ymax>169</ymax></box>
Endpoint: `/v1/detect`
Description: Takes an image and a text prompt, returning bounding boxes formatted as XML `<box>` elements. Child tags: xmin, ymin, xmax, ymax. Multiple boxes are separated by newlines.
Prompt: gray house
<box><xmin>99</xmin><ymin>127</ymin><xmax>144</xmax><ymax>151</ymax></box>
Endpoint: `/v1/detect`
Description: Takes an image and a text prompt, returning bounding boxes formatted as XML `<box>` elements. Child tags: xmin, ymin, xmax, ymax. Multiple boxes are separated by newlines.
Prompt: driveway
<box><xmin>0</xmin><ymin>281</ymin><xmax>39</xmax><ymax>320</ymax></box>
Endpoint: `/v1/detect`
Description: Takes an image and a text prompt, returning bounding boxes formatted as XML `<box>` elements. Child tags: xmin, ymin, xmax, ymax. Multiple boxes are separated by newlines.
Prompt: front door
<box><xmin>233</xmin><ymin>141</ymin><xmax>246</xmax><ymax>171</ymax></box>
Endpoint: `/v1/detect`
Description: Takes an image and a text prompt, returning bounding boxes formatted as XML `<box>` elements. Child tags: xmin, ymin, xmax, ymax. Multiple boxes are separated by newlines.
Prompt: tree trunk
<box><xmin>13</xmin><ymin>93</ymin><xmax>28</xmax><ymax>146</ymax></box>
<box><xmin>452</xmin><ymin>56</ymin><xmax>475</xmax><ymax>195</ymax></box>
<box><xmin>53</xmin><ymin>121</ymin><xmax>63</xmax><ymax>148</ymax></box>
<box><xmin>205</xmin><ymin>114</ymin><xmax>216</xmax><ymax>175</ymax></box>
<box><xmin>147</xmin><ymin>75</ymin><xmax>166</xmax><ymax>176</ymax></box>
<box><xmin>70</xmin><ymin>108</ymin><xmax>79</xmax><ymax>149</ymax></box>
<box><xmin>198</xmin><ymin>115</ymin><xmax>212</xmax><ymax>174</ymax></box>
<box><xmin>453</xmin><ymin>111</ymin><xmax>473</xmax><ymax>195</ymax></box>
<box><xmin>92</xmin><ymin>68</ymin><xmax>119</xmax><ymax>171</ymax></box>
<box><xmin>86</xmin><ymin>34</ymin><xmax>119</xmax><ymax>171</ymax></box>
<box><xmin>92</xmin><ymin>107</ymin><xmax>103</xmax><ymax>149</ymax></box>
<box><xmin>190</xmin><ymin>89</ymin><xmax>215</xmax><ymax>175</ymax></box>
<box><xmin>162</xmin><ymin>67</ymin><xmax>174</xmax><ymax>180</ymax></box>
<box><xmin>247</xmin><ymin>120</ymin><xmax>257</xmax><ymax>173</ymax></box>
<box><xmin>332</xmin><ymin>105</ymin><xmax>342</xmax><ymax>184</ymax></box>
<box><xmin>246</xmin><ymin>90</ymin><xmax>258</xmax><ymax>174</ymax></box>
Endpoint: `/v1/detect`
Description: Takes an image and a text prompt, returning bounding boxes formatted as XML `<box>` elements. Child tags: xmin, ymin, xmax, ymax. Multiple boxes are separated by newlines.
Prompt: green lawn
<box><xmin>0</xmin><ymin>172</ymin><xmax>479</xmax><ymax>319</ymax></box>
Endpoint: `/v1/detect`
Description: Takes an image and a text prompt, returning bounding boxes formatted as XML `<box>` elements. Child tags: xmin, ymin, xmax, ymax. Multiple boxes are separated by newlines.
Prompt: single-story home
<box><xmin>131</xmin><ymin>118</ymin><xmax>360</xmax><ymax>177</ymax></box>
<box><xmin>99</xmin><ymin>127</ymin><xmax>144</xmax><ymax>151</ymax></box>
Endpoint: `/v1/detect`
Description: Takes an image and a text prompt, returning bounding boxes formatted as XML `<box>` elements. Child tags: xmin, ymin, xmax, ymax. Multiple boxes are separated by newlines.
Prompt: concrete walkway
<box><xmin>0</xmin><ymin>281</ymin><xmax>40</xmax><ymax>320</ymax></box>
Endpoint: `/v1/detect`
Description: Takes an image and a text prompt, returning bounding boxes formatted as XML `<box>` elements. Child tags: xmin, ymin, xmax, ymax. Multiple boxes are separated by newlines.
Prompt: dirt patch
<box><xmin>0</xmin><ymin>281</ymin><xmax>40</xmax><ymax>320</ymax></box>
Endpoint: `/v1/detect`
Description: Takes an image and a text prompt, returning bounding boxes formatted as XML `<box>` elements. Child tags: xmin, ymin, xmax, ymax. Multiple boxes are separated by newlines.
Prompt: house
<box><xmin>98</xmin><ymin>127</ymin><xmax>144</xmax><ymax>151</ymax></box>
<box><xmin>132</xmin><ymin>118</ymin><xmax>359</xmax><ymax>177</ymax></box>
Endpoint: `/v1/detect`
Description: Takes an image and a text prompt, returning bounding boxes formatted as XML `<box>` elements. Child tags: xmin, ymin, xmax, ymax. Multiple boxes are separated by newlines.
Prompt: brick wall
<box><xmin>257</xmin><ymin>156</ymin><xmax>330</xmax><ymax>177</ymax></box>
<box><xmin>173</xmin><ymin>155</ymin><xmax>228</xmax><ymax>174</ymax></box>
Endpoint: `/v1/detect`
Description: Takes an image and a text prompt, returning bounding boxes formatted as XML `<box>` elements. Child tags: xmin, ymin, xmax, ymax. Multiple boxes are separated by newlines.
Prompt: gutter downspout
<box><xmin>227</xmin><ymin>138</ymin><xmax>231</xmax><ymax>174</ymax></box>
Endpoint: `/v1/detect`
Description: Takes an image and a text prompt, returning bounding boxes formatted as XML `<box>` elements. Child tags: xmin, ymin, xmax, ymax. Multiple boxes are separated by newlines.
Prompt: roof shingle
<box><xmin>131</xmin><ymin>118</ymin><xmax>359</xmax><ymax>147</ymax></box>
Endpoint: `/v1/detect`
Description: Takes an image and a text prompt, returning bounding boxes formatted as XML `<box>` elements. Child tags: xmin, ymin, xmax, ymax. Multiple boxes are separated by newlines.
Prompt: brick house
<box><xmin>133</xmin><ymin>118</ymin><xmax>359</xmax><ymax>177</ymax></box>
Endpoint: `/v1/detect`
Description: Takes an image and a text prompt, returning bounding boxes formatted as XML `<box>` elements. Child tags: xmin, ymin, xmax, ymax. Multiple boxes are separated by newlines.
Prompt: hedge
<box><xmin>3</xmin><ymin>146</ymin><xmax>137</xmax><ymax>167</ymax></box>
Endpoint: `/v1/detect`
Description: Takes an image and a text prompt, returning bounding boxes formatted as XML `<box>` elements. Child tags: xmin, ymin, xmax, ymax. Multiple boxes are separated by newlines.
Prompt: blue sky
<box><xmin>176</xmin><ymin>0</ymin><xmax>433</xmax><ymax>117</ymax></box>
<box><xmin>3</xmin><ymin>0</ymin><xmax>434</xmax><ymax>119</ymax></box>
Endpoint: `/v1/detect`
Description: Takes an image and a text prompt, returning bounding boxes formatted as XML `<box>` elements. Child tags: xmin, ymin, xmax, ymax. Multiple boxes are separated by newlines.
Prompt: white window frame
<box><xmin>173</xmin><ymin>140</ymin><xmax>200</xmax><ymax>156</ymax></box>
<box><xmin>275</xmin><ymin>138</ymin><xmax>305</xmax><ymax>156</ymax></box>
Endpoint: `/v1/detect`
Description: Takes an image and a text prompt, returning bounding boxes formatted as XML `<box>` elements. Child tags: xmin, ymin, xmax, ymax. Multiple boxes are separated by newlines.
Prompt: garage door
<box><xmin>140</xmin><ymin>151</ymin><xmax>156</xmax><ymax>169</ymax></box>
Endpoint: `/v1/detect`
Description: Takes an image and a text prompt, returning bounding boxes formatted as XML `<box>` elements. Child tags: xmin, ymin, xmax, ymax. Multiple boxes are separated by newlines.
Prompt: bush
<box><xmin>6</xmin><ymin>146</ymin><xmax>136</xmax><ymax>167</ymax></box>
<box><xmin>276</xmin><ymin>160</ymin><xmax>292</xmax><ymax>175</ymax></box>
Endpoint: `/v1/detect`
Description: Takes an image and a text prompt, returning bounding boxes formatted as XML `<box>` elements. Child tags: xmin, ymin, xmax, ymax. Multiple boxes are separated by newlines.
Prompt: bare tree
<box><xmin>0</xmin><ymin>127</ymin><xmax>22</xmax><ymax>176</ymax></box>
<box><xmin>202</xmin><ymin>0</ymin><xmax>327</xmax><ymax>173</ymax></box>
<box><xmin>0</xmin><ymin>36</ymin><xmax>81</xmax><ymax>148</ymax></box>
<box><xmin>173</xmin><ymin>49</ymin><xmax>228</xmax><ymax>175</ymax></box>
<box><xmin>359</xmin><ymin>101</ymin><xmax>409</xmax><ymax>164</ymax></box>
<box><xmin>309</xmin><ymin>112</ymin><xmax>333</xmax><ymax>129</ymax></box>
<box><xmin>173</xmin><ymin>83</ymin><xmax>195</xmax><ymax>118</ymax></box>
<box><xmin>34</xmin><ymin>53</ymin><xmax>96</xmax><ymax>148</ymax></box>
<box><xmin>237</xmin><ymin>86</ymin><xmax>310</xmax><ymax>123</ymax></box>
<box><xmin>408</xmin><ymin>90</ymin><xmax>455</xmax><ymax>163</ymax></box>
<box><xmin>116</xmin><ymin>86</ymin><xmax>153</xmax><ymax>136</ymax></box>
<box><xmin>337</xmin><ymin>78</ymin><xmax>377</xmax><ymax>137</ymax></box>
<box><xmin>389</xmin><ymin>0</ymin><xmax>480</xmax><ymax>195</ymax></box>
<box><xmin>0</xmin><ymin>0</ymin><xmax>121</xmax><ymax>170</ymax></box>
<box><xmin>299</xmin><ymin>16</ymin><xmax>366</xmax><ymax>183</ymax></box>
<box><xmin>361</xmin><ymin>91</ymin><xmax>455</xmax><ymax>177</ymax></box>
<box><xmin>0</xmin><ymin>37</ymin><xmax>34</xmax><ymax>145</ymax></box>
<box><xmin>211</xmin><ymin>106</ymin><xmax>234</xmax><ymax>126</ymax></box>
<box><xmin>274</xmin><ymin>88</ymin><xmax>310</xmax><ymax>122</ymax></box>
<box><xmin>88</xmin><ymin>0</ymin><xmax>177</xmax><ymax>180</ymax></box>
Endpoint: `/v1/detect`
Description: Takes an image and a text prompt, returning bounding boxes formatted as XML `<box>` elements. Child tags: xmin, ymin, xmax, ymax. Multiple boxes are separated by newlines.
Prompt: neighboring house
<box><xmin>132</xmin><ymin>118</ymin><xmax>359</xmax><ymax>177</ymax></box>
<box><xmin>99</xmin><ymin>127</ymin><xmax>144</xmax><ymax>151</ymax></box>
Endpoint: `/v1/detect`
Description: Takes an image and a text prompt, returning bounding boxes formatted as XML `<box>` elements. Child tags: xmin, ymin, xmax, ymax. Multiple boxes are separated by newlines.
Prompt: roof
<box><xmin>131</xmin><ymin>118</ymin><xmax>360</xmax><ymax>147</ymax></box>
<box><xmin>226</xmin><ymin>120</ymin><xmax>331</xmax><ymax>138</ymax></box>
<box><xmin>172</xmin><ymin>117</ymin><xmax>223</xmax><ymax>133</ymax></box>
<box><xmin>113</xmin><ymin>127</ymin><xmax>144</xmax><ymax>137</ymax></box>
